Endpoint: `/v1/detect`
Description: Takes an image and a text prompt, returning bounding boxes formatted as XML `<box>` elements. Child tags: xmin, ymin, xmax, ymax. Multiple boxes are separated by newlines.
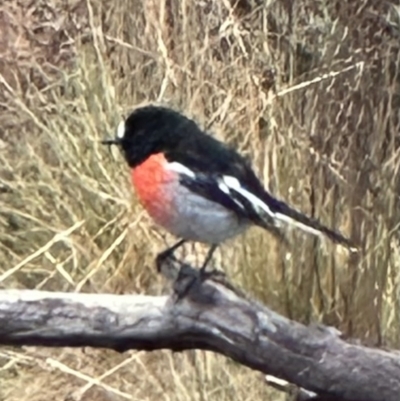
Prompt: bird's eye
<box><xmin>116</xmin><ymin>120</ymin><xmax>125</xmax><ymax>139</ymax></box>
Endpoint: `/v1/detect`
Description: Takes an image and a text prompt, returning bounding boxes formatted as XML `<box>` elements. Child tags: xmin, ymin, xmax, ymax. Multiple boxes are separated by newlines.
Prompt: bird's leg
<box><xmin>199</xmin><ymin>244</ymin><xmax>218</xmax><ymax>273</ymax></box>
<box><xmin>198</xmin><ymin>244</ymin><xmax>225</xmax><ymax>281</ymax></box>
<box><xmin>174</xmin><ymin>244</ymin><xmax>222</xmax><ymax>301</ymax></box>
<box><xmin>156</xmin><ymin>239</ymin><xmax>186</xmax><ymax>272</ymax></box>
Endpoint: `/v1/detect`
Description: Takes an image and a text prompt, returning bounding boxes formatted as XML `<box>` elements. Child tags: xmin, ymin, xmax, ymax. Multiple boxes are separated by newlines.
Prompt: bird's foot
<box><xmin>173</xmin><ymin>265</ymin><xmax>226</xmax><ymax>301</ymax></box>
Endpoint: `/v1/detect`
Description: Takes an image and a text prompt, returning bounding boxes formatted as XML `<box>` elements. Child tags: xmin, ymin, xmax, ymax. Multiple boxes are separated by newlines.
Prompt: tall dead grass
<box><xmin>1</xmin><ymin>0</ymin><xmax>400</xmax><ymax>400</ymax></box>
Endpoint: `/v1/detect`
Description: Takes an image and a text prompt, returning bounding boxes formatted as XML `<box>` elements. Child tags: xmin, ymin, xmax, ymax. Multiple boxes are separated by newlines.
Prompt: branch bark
<box><xmin>0</xmin><ymin>264</ymin><xmax>399</xmax><ymax>401</ymax></box>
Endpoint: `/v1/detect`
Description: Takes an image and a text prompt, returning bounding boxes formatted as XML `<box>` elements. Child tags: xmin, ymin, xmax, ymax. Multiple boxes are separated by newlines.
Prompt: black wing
<box><xmin>165</xmin><ymin>140</ymin><xmax>288</xmax><ymax>243</ymax></box>
<box><xmin>165</xmin><ymin>133</ymin><xmax>356</xmax><ymax>251</ymax></box>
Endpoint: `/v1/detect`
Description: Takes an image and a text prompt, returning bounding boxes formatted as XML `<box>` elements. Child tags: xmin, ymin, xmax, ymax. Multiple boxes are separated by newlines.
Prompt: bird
<box><xmin>102</xmin><ymin>105</ymin><xmax>356</xmax><ymax>273</ymax></box>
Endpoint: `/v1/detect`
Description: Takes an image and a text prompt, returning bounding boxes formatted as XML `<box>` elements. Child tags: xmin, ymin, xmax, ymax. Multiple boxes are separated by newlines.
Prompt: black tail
<box><xmin>261</xmin><ymin>191</ymin><xmax>357</xmax><ymax>252</ymax></box>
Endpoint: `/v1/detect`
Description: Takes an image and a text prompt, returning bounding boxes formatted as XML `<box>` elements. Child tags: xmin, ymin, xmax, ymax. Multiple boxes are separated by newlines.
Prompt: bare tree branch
<box><xmin>0</xmin><ymin>264</ymin><xmax>399</xmax><ymax>401</ymax></box>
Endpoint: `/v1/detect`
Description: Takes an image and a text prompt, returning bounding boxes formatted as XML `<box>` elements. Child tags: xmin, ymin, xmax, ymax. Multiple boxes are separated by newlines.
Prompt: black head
<box><xmin>102</xmin><ymin>106</ymin><xmax>198</xmax><ymax>167</ymax></box>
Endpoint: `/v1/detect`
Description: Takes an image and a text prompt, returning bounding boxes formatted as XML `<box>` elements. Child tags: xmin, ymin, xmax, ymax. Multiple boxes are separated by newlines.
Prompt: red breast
<box><xmin>131</xmin><ymin>153</ymin><xmax>176</xmax><ymax>227</ymax></box>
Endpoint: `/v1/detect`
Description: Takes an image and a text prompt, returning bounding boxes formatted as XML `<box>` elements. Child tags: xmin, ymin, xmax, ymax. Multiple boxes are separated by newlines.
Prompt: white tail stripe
<box><xmin>274</xmin><ymin>213</ymin><xmax>324</xmax><ymax>237</ymax></box>
<box><xmin>223</xmin><ymin>176</ymin><xmax>335</xmax><ymax>240</ymax></box>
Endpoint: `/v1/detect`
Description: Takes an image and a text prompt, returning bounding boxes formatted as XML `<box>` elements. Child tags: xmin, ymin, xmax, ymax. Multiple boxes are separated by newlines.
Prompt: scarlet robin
<box><xmin>102</xmin><ymin>105</ymin><xmax>356</xmax><ymax>272</ymax></box>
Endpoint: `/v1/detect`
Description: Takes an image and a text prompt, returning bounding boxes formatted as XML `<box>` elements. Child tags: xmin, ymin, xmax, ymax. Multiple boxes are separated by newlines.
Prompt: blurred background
<box><xmin>1</xmin><ymin>1</ymin><xmax>400</xmax><ymax>400</ymax></box>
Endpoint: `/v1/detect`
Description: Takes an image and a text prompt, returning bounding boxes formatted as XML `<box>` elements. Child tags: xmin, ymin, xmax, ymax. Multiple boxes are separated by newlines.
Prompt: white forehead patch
<box><xmin>116</xmin><ymin>120</ymin><xmax>126</xmax><ymax>139</ymax></box>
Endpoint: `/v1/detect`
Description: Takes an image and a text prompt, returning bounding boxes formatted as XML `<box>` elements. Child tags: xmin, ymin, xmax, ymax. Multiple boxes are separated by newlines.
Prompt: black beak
<box><xmin>101</xmin><ymin>138</ymin><xmax>121</xmax><ymax>157</ymax></box>
<box><xmin>101</xmin><ymin>138</ymin><xmax>120</xmax><ymax>146</ymax></box>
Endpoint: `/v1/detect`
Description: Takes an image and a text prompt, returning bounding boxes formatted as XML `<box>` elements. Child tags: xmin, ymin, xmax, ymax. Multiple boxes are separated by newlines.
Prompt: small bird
<box><xmin>102</xmin><ymin>105</ymin><xmax>356</xmax><ymax>272</ymax></box>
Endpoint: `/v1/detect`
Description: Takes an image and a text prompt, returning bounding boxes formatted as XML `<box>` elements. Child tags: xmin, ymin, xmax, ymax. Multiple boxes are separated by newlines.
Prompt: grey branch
<box><xmin>0</xmin><ymin>264</ymin><xmax>399</xmax><ymax>401</ymax></box>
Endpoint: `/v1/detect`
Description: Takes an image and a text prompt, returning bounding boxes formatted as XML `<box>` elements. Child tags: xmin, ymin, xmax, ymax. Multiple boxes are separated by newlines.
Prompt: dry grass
<box><xmin>1</xmin><ymin>0</ymin><xmax>400</xmax><ymax>400</ymax></box>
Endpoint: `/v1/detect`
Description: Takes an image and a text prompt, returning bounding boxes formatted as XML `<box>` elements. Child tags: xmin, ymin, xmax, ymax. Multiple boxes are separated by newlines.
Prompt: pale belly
<box><xmin>159</xmin><ymin>182</ymin><xmax>249</xmax><ymax>243</ymax></box>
